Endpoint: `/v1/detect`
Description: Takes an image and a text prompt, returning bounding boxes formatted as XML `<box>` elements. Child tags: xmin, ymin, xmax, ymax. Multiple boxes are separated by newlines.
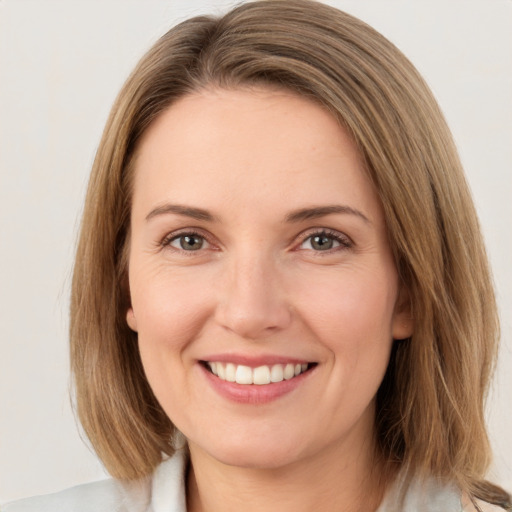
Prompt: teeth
<box><xmin>270</xmin><ymin>364</ymin><xmax>284</xmax><ymax>383</ymax></box>
<box><xmin>207</xmin><ymin>362</ymin><xmax>310</xmax><ymax>385</ymax></box>
<box><xmin>208</xmin><ymin>362</ymin><xmax>218</xmax><ymax>375</ymax></box>
<box><xmin>225</xmin><ymin>363</ymin><xmax>236</xmax><ymax>382</ymax></box>
<box><xmin>253</xmin><ymin>366</ymin><xmax>271</xmax><ymax>385</ymax></box>
<box><xmin>217</xmin><ymin>363</ymin><xmax>226</xmax><ymax>380</ymax></box>
<box><xmin>284</xmin><ymin>363</ymin><xmax>295</xmax><ymax>380</ymax></box>
<box><xmin>235</xmin><ymin>365</ymin><xmax>252</xmax><ymax>384</ymax></box>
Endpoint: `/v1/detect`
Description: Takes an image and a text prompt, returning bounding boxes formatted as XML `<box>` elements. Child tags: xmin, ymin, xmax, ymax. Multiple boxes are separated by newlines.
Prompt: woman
<box><xmin>4</xmin><ymin>1</ymin><xmax>510</xmax><ymax>511</ymax></box>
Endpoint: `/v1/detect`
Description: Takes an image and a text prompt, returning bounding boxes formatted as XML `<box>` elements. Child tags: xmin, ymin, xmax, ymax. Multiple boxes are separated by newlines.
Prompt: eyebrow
<box><xmin>145</xmin><ymin>203</ymin><xmax>217</xmax><ymax>222</ymax></box>
<box><xmin>145</xmin><ymin>202</ymin><xmax>370</xmax><ymax>224</ymax></box>
<box><xmin>285</xmin><ymin>205</ymin><xmax>371</xmax><ymax>224</ymax></box>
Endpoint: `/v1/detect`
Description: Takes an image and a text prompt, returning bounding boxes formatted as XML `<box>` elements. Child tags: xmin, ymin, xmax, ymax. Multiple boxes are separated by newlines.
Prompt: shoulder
<box><xmin>379</xmin><ymin>477</ymin><xmax>509</xmax><ymax>512</ymax></box>
<box><xmin>1</xmin><ymin>477</ymin><xmax>151</xmax><ymax>512</ymax></box>
<box><xmin>1</xmin><ymin>449</ymin><xmax>188</xmax><ymax>512</ymax></box>
<box><xmin>1</xmin><ymin>477</ymin><xmax>149</xmax><ymax>512</ymax></box>
<box><xmin>462</xmin><ymin>494</ymin><xmax>509</xmax><ymax>512</ymax></box>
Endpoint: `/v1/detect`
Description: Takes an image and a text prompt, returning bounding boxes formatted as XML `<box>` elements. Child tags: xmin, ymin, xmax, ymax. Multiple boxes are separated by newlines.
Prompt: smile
<box><xmin>205</xmin><ymin>362</ymin><xmax>312</xmax><ymax>385</ymax></box>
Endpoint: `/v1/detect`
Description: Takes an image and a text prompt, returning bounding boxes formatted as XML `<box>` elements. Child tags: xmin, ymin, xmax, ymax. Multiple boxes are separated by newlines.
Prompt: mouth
<box><xmin>201</xmin><ymin>361</ymin><xmax>316</xmax><ymax>385</ymax></box>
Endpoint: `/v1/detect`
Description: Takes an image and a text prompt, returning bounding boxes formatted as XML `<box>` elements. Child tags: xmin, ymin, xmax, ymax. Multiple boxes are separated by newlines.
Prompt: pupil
<box><xmin>312</xmin><ymin>235</ymin><xmax>333</xmax><ymax>250</ymax></box>
<box><xmin>181</xmin><ymin>235</ymin><xmax>203</xmax><ymax>250</ymax></box>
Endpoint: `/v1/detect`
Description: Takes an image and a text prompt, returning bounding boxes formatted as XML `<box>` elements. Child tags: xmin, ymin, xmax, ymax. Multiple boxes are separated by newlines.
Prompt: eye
<box><xmin>299</xmin><ymin>230</ymin><xmax>351</xmax><ymax>251</ymax></box>
<box><xmin>167</xmin><ymin>233</ymin><xmax>209</xmax><ymax>251</ymax></box>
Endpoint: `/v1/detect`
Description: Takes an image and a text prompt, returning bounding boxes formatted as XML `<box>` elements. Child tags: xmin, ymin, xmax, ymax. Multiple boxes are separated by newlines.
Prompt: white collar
<box><xmin>150</xmin><ymin>449</ymin><xmax>188</xmax><ymax>512</ymax></box>
<box><xmin>149</xmin><ymin>450</ymin><xmax>463</xmax><ymax>512</ymax></box>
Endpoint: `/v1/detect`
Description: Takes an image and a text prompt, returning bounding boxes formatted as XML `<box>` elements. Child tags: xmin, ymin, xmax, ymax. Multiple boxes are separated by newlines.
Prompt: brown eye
<box><xmin>170</xmin><ymin>234</ymin><xmax>206</xmax><ymax>251</ymax></box>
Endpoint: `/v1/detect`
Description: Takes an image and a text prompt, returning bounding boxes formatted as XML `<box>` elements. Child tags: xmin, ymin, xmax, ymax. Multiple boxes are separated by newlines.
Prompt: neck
<box><xmin>186</xmin><ymin>432</ymin><xmax>391</xmax><ymax>512</ymax></box>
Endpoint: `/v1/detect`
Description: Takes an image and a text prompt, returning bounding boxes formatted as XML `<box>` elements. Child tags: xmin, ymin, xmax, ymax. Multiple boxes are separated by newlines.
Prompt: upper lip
<box><xmin>199</xmin><ymin>353</ymin><xmax>315</xmax><ymax>367</ymax></box>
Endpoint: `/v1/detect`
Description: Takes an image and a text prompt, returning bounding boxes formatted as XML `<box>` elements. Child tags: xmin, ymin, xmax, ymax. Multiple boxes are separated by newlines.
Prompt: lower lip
<box><xmin>200</xmin><ymin>364</ymin><xmax>314</xmax><ymax>404</ymax></box>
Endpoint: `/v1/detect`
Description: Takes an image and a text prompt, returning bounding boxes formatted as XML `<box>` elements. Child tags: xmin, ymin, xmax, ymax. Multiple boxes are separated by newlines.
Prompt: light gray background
<box><xmin>1</xmin><ymin>0</ymin><xmax>511</xmax><ymax>503</ymax></box>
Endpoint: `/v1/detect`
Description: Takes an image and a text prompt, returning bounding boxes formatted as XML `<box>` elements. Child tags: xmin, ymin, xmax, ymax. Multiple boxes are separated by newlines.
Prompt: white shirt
<box><xmin>2</xmin><ymin>449</ymin><xmax>504</xmax><ymax>512</ymax></box>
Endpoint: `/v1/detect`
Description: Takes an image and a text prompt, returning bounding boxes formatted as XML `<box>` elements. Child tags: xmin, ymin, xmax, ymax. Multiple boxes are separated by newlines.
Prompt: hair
<box><xmin>70</xmin><ymin>0</ymin><xmax>510</xmax><ymax>508</ymax></box>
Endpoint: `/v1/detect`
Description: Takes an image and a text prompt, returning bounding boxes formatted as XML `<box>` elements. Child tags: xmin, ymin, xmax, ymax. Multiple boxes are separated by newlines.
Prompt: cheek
<box><xmin>284</xmin><ymin>266</ymin><xmax>397</xmax><ymax>437</ymax></box>
<box><xmin>131</xmin><ymin>269</ymin><xmax>215</xmax><ymax>423</ymax></box>
<box><xmin>286</xmin><ymin>269</ymin><xmax>396</xmax><ymax>382</ymax></box>
<box><xmin>129</xmin><ymin>266</ymin><xmax>216</xmax><ymax>405</ymax></box>
<box><xmin>130</xmin><ymin>264</ymin><xmax>214</xmax><ymax>341</ymax></box>
<box><xmin>290</xmin><ymin>266</ymin><xmax>398</xmax><ymax>355</ymax></box>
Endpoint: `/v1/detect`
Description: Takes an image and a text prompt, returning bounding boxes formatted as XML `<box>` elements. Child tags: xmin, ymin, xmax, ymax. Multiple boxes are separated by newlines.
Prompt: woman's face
<box><xmin>126</xmin><ymin>87</ymin><xmax>412</xmax><ymax>469</ymax></box>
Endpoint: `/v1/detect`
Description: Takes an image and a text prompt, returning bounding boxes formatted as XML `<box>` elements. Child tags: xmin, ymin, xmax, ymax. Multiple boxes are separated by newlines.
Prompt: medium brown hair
<box><xmin>70</xmin><ymin>0</ymin><xmax>510</xmax><ymax>507</ymax></box>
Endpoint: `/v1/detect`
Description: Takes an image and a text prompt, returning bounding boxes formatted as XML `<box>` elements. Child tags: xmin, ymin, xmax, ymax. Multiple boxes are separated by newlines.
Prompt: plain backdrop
<box><xmin>1</xmin><ymin>0</ymin><xmax>511</xmax><ymax>503</ymax></box>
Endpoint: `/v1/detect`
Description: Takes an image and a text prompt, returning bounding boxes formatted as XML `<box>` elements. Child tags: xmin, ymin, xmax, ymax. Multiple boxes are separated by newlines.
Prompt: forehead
<box><xmin>131</xmin><ymin>87</ymin><xmax>382</xmax><ymax>224</ymax></box>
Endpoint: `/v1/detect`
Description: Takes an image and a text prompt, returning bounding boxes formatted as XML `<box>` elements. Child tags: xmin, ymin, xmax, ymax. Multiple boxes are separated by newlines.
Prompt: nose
<box><xmin>214</xmin><ymin>254</ymin><xmax>292</xmax><ymax>340</ymax></box>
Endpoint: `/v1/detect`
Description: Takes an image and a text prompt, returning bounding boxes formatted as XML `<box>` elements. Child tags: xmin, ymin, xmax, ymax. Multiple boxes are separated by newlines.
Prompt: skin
<box><xmin>126</xmin><ymin>87</ymin><xmax>413</xmax><ymax>512</ymax></box>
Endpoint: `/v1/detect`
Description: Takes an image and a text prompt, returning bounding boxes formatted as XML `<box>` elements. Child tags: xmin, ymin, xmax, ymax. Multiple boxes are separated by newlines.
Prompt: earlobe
<box><xmin>392</xmin><ymin>312</ymin><xmax>414</xmax><ymax>340</ymax></box>
<box><xmin>126</xmin><ymin>307</ymin><xmax>138</xmax><ymax>332</ymax></box>
<box><xmin>392</xmin><ymin>287</ymin><xmax>414</xmax><ymax>340</ymax></box>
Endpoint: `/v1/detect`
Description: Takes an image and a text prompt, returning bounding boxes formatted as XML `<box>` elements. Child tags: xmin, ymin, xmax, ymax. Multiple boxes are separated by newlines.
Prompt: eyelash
<box><xmin>159</xmin><ymin>228</ymin><xmax>353</xmax><ymax>254</ymax></box>
<box><xmin>298</xmin><ymin>229</ymin><xmax>353</xmax><ymax>253</ymax></box>
<box><xmin>160</xmin><ymin>229</ymin><xmax>213</xmax><ymax>254</ymax></box>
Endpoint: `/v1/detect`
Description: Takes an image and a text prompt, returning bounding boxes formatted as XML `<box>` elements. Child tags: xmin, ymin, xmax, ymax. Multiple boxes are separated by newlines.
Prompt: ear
<box><xmin>126</xmin><ymin>307</ymin><xmax>138</xmax><ymax>332</ymax></box>
<box><xmin>392</xmin><ymin>285</ymin><xmax>413</xmax><ymax>340</ymax></box>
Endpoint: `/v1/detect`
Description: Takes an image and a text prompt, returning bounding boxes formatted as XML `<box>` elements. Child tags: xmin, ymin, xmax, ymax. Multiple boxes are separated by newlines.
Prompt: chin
<box><xmin>191</xmin><ymin>432</ymin><xmax>308</xmax><ymax>470</ymax></box>
<box><xmin>213</xmin><ymin>447</ymin><xmax>302</xmax><ymax>470</ymax></box>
